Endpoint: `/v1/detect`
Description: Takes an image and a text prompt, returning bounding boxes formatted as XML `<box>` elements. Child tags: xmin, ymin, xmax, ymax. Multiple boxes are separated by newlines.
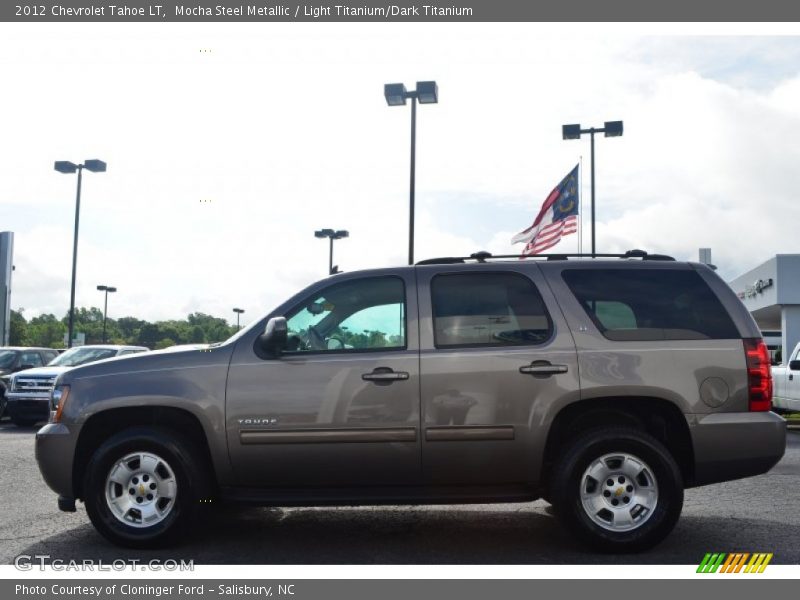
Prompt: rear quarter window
<box><xmin>561</xmin><ymin>268</ymin><xmax>739</xmax><ymax>341</ymax></box>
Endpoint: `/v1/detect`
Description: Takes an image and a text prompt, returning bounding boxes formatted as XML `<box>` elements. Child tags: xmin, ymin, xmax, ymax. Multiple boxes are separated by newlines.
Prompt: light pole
<box><xmin>55</xmin><ymin>159</ymin><xmax>107</xmax><ymax>348</ymax></box>
<box><xmin>384</xmin><ymin>81</ymin><xmax>438</xmax><ymax>265</ymax></box>
<box><xmin>96</xmin><ymin>285</ymin><xmax>117</xmax><ymax>343</ymax></box>
<box><xmin>233</xmin><ymin>308</ymin><xmax>245</xmax><ymax>330</ymax></box>
<box><xmin>562</xmin><ymin>121</ymin><xmax>623</xmax><ymax>256</ymax></box>
<box><xmin>314</xmin><ymin>229</ymin><xmax>349</xmax><ymax>275</ymax></box>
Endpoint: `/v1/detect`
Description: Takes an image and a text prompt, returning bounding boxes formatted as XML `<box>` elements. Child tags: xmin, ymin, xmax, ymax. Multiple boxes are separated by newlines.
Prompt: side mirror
<box><xmin>258</xmin><ymin>317</ymin><xmax>288</xmax><ymax>357</ymax></box>
<box><xmin>789</xmin><ymin>360</ymin><xmax>800</xmax><ymax>371</ymax></box>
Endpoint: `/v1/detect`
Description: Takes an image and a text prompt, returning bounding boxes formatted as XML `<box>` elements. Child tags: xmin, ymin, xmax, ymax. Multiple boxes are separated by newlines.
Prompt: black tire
<box><xmin>83</xmin><ymin>426</ymin><xmax>210</xmax><ymax>548</ymax></box>
<box><xmin>550</xmin><ymin>426</ymin><xmax>683</xmax><ymax>553</ymax></box>
<box><xmin>11</xmin><ymin>417</ymin><xmax>39</xmax><ymax>427</ymax></box>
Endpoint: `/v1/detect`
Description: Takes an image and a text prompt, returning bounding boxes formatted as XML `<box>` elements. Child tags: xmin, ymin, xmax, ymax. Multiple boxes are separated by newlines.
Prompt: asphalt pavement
<box><xmin>1</xmin><ymin>419</ymin><xmax>798</xmax><ymax>565</ymax></box>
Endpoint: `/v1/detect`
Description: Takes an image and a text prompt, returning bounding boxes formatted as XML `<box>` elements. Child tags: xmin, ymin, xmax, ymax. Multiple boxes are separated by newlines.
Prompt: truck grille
<box><xmin>13</xmin><ymin>377</ymin><xmax>57</xmax><ymax>393</ymax></box>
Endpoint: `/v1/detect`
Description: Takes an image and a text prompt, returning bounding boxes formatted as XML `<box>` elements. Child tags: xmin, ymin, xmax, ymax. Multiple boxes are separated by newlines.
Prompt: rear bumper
<box><xmin>35</xmin><ymin>422</ymin><xmax>79</xmax><ymax>501</ymax></box>
<box><xmin>689</xmin><ymin>411</ymin><xmax>786</xmax><ymax>487</ymax></box>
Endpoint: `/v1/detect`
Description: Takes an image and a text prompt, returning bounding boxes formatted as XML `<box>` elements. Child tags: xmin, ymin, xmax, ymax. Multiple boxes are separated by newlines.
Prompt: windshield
<box><xmin>49</xmin><ymin>347</ymin><xmax>118</xmax><ymax>367</ymax></box>
<box><xmin>0</xmin><ymin>351</ymin><xmax>18</xmax><ymax>368</ymax></box>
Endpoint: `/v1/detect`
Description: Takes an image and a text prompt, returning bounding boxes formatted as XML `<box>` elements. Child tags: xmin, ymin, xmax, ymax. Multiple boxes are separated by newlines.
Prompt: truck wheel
<box><xmin>11</xmin><ymin>417</ymin><xmax>39</xmax><ymax>427</ymax></box>
<box><xmin>550</xmin><ymin>426</ymin><xmax>683</xmax><ymax>553</ymax></box>
<box><xmin>83</xmin><ymin>427</ymin><xmax>208</xmax><ymax>548</ymax></box>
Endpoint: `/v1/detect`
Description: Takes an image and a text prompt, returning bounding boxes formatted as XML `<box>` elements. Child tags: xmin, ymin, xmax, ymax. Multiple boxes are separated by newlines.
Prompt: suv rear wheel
<box><xmin>83</xmin><ymin>427</ymin><xmax>208</xmax><ymax>548</ymax></box>
<box><xmin>550</xmin><ymin>426</ymin><xmax>683</xmax><ymax>552</ymax></box>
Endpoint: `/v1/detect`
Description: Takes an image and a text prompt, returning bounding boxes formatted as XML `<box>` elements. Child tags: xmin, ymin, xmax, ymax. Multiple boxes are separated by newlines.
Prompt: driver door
<box><xmin>225</xmin><ymin>272</ymin><xmax>421</xmax><ymax>488</ymax></box>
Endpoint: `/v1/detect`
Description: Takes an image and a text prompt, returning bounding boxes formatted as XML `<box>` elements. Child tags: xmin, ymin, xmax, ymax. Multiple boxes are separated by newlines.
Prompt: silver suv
<box><xmin>35</xmin><ymin>252</ymin><xmax>786</xmax><ymax>552</ymax></box>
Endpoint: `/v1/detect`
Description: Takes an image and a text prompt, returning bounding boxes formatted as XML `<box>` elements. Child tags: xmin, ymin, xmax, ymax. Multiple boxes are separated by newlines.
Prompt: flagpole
<box><xmin>578</xmin><ymin>155</ymin><xmax>583</xmax><ymax>254</ymax></box>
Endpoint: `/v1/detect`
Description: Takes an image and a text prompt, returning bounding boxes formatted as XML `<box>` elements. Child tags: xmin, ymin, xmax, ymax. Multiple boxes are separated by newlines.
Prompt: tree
<box><xmin>116</xmin><ymin>316</ymin><xmax>146</xmax><ymax>343</ymax></box>
<box><xmin>136</xmin><ymin>323</ymin><xmax>162</xmax><ymax>348</ymax></box>
<box><xmin>187</xmin><ymin>312</ymin><xmax>235</xmax><ymax>343</ymax></box>
<box><xmin>155</xmin><ymin>338</ymin><xmax>176</xmax><ymax>350</ymax></box>
<box><xmin>27</xmin><ymin>313</ymin><xmax>65</xmax><ymax>348</ymax></box>
<box><xmin>189</xmin><ymin>325</ymin><xmax>205</xmax><ymax>344</ymax></box>
<box><xmin>9</xmin><ymin>309</ymin><xmax>29</xmax><ymax>346</ymax></box>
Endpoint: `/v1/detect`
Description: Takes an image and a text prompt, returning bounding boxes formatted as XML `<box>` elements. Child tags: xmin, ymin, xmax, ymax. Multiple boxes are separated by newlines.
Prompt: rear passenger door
<box><xmin>417</xmin><ymin>265</ymin><xmax>580</xmax><ymax>485</ymax></box>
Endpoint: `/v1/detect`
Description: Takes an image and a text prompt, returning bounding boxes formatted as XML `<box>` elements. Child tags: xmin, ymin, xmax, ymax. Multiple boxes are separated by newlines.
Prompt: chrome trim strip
<box><xmin>240</xmin><ymin>427</ymin><xmax>418</xmax><ymax>445</ymax></box>
<box><xmin>425</xmin><ymin>426</ymin><xmax>515</xmax><ymax>442</ymax></box>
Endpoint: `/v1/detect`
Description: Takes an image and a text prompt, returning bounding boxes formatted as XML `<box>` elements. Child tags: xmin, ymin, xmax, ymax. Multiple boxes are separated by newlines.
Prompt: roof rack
<box><xmin>415</xmin><ymin>249</ymin><xmax>676</xmax><ymax>266</ymax></box>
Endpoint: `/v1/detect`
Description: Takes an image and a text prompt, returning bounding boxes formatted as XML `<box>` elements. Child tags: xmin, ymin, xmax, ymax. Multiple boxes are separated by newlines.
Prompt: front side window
<box><xmin>562</xmin><ymin>268</ymin><xmax>739</xmax><ymax>341</ymax></box>
<box><xmin>431</xmin><ymin>272</ymin><xmax>553</xmax><ymax>348</ymax></box>
<box><xmin>285</xmin><ymin>277</ymin><xmax>406</xmax><ymax>353</ymax></box>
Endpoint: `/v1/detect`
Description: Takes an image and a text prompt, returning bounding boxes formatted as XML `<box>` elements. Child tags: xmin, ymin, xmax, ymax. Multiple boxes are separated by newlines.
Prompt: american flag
<box><xmin>511</xmin><ymin>165</ymin><xmax>579</xmax><ymax>255</ymax></box>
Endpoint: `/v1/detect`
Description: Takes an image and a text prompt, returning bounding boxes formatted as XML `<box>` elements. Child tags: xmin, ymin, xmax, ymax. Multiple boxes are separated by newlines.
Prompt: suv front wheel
<box><xmin>83</xmin><ymin>427</ymin><xmax>209</xmax><ymax>548</ymax></box>
<box><xmin>550</xmin><ymin>426</ymin><xmax>683</xmax><ymax>553</ymax></box>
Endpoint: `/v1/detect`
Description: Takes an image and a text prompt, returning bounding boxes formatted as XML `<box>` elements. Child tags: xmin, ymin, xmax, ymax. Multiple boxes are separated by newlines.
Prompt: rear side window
<box><xmin>19</xmin><ymin>351</ymin><xmax>44</xmax><ymax>367</ymax></box>
<box><xmin>562</xmin><ymin>268</ymin><xmax>739</xmax><ymax>341</ymax></box>
<box><xmin>431</xmin><ymin>272</ymin><xmax>552</xmax><ymax>348</ymax></box>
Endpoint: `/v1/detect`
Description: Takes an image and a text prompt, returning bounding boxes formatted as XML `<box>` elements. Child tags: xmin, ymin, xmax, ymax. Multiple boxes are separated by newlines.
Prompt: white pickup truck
<box><xmin>772</xmin><ymin>342</ymin><xmax>800</xmax><ymax>412</ymax></box>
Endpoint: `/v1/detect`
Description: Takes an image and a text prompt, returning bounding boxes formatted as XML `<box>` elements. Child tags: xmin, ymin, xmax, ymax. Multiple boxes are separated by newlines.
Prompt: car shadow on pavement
<box><xmin>14</xmin><ymin>506</ymin><xmax>800</xmax><ymax>565</ymax></box>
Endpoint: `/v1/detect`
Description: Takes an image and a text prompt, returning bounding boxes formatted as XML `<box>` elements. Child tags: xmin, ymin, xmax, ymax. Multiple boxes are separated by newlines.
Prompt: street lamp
<box><xmin>55</xmin><ymin>159</ymin><xmax>107</xmax><ymax>348</ymax></box>
<box><xmin>233</xmin><ymin>307</ymin><xmax>245</xmax><ymax>330</ymax></box>
<box><xmin>561</xmin><ymin>121</ymin><xmax>623</xmax><ymax>256</ymax></box>
<box><xmin>96</xmin><ymin>285</ymin><xmax>117</xmax><ymax>343</ymax></box>
<box><xmin>384</xmin><ymin>80</ymin><xmax>438</xmax><ymax>265</ymax></box>
<box><xmin>314</xmin><ymin>229</ymin><xmax>349</xmax><ymax>275</ymax></box>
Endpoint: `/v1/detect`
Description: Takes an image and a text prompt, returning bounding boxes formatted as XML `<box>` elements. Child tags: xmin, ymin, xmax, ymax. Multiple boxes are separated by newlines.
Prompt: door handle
<box><xmin>790</xmin><ymin>374</ymin><xmax>794</xmax><ymax>381</ymax></box>
<box><xmin>362</xmin><ymin>367</ymin><xmax>410</xmax><ymax>385</ymax></box>
<box><xmin>519</xmin><ymin>361</ymin><xmax>569</xmax><ymax>377</ymax></box>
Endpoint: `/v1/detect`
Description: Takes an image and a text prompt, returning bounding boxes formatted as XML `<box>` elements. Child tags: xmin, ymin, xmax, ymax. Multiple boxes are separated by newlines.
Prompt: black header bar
<box><xmin>3</xmin><ymin>0</ymin><xmax>800</xmax><ymax>22</ymax></box>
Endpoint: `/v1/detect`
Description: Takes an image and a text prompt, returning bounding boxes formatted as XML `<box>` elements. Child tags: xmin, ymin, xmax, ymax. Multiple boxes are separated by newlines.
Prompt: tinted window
<box><xmin>562</xmin><ymin>268</ymin><xmax>739</xmax><ymax>341</ymax></box>
<box><xmin>0</xmin><ymin>351</ymin><xmax>18</xmax><ymax>368</ymax></box>
<box><xmin>431</xmin><ymin>272</ymin><xmax>552</xmax><ymax>348</ymax></box>
<box><xmin>19</xmin><ymin>351</ymin><xmax>44</xmax><ymax>367</ymax></box>
<box><xmin>285</xmin><ymin>277</ymin><xmax>406</xmax><ymax>353</ymax></box>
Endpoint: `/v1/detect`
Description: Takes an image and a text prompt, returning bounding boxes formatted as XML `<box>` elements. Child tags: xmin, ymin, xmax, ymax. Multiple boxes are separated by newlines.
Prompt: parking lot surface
<box><xmin>1</xmin><ymin>420</ymin><xmax>798</xmax><ymax>565</ymax></box>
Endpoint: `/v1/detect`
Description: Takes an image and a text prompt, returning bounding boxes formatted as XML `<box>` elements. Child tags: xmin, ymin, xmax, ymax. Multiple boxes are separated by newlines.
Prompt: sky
<box><xmin>2</xmin><ymin>24</ymin><xmax>800</xmax><ymax>327</ymax></box>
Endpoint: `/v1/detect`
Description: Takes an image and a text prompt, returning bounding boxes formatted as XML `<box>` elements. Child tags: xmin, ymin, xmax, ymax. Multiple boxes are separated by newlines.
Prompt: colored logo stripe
<box><xmin>697</xmin><ymin>553</ymin><xmax>726</xmax><ymax>573</ymax></box>
<box><xmin>697</xmin><ymin>552</ymin><xmax>773</xmax><ymax>573</ymax></box>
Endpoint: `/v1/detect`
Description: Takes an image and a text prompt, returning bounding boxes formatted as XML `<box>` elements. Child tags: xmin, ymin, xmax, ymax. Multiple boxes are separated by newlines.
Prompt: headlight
<box><xmin>50</xmin><ymin>385</ymin><xmax>70</xmax><ymax>422</ymax></box>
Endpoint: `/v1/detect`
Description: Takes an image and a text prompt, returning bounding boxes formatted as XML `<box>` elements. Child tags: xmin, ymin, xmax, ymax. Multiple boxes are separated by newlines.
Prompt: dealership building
<box><xmin>727</xmin><ymin>254</ymin><xmax>800</xmax><ymax>363</ymax></box>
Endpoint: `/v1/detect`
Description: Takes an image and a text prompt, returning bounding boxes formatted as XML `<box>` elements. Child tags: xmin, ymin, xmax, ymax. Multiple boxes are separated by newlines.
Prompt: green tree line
<box><xmin>8</xmin><ymin>308</ymin><xmax>238</xmax><ymax>350</ymax></box>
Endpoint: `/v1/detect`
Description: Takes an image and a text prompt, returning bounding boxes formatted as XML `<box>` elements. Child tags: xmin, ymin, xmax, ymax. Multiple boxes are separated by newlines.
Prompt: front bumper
<box><xmin>35</xmin><ymin>422</ymin><xmax>80</xmax><ymax>502</ymax></box>
<box><xmin>6</xmin><ymin>394</ymin><xmax>50</xmax><ymax>423</ymax></box>
<box><xmin>689</xmin><ymin>411</ymin><xmax>786</xmax><ymax>487</ymax></box>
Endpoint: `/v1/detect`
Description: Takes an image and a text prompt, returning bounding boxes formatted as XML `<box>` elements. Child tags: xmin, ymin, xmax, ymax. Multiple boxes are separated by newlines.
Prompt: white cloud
<box><xmin>2</xmin><ymin>25</ymin><xmax>800</xmax><ymax>326</ymax></box>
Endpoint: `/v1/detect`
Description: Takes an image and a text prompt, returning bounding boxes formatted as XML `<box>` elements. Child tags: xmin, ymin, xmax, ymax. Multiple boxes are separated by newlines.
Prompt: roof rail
<box><xmin>415</xmin><ymin>249</ymin><xmax>675</xmax><ymax>266</ymax></box>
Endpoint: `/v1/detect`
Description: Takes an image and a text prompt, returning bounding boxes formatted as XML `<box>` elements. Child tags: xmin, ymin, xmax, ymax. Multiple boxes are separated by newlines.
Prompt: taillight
<box><xmin>743</xmin><ymin>338</ymin><xmax>772</xmax><ymax>412</ymax></box>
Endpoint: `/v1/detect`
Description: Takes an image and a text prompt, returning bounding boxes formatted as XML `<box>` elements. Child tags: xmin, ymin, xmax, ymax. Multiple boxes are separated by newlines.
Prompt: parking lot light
<box><xmin>56</xmin><ymin>158</ymin><xmax>107</xmax><ymax>347</ymax></box>
<box><xmin>96</xmin><ymin>285</ymin><xmax>117</xmax><ymax>343</ymax></box>
<box><xmin>384</xmin><ymin>80</ymin><xmax>438</xmax><ymax>265</ymax></box>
